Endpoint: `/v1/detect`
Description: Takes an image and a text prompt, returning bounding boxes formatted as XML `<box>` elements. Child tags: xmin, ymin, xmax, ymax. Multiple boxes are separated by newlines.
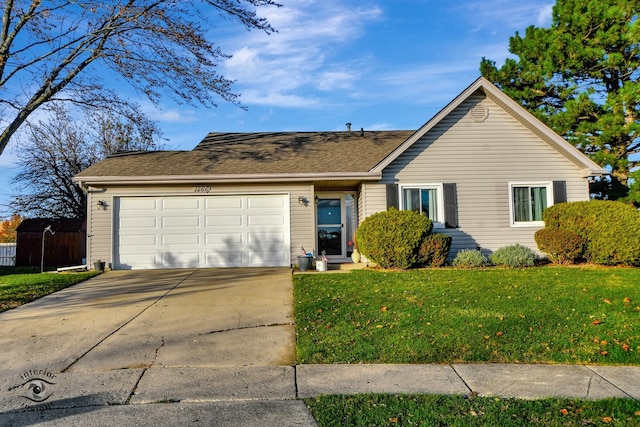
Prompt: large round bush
<box><xmin>356</xmin><ymin>208</ymin><xmax>432</xmax><ymax>269</ymax></box>
<box><xmin>541</xmin><ymin>200</ymin><xmax>640</xmax><ymax>266</ymax></box>
<box><xmin>534</xmin><ymin>228</ymin><xmax>585</xmax><ymax>265</ymax></box>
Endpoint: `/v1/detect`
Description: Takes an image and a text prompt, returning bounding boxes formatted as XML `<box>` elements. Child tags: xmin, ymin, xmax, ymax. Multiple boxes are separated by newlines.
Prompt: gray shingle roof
<box><xmin>75</xmin><ymin>130</ymin><xmax>414</xmax><ymax>180</ymax></box>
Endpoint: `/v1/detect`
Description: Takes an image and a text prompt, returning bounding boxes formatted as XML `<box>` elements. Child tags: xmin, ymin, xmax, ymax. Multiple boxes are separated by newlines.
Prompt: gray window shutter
<box><xmin>386</xmin><ymin>184</ymin><xmax>399</xmax><ymax>209</ymax></box>
<box><xmin>443</xmin><ymin>183</ymin><xmax>458</xmax><ymax>228</ymax></box>
<box><xmin>553</xmin><ymin>181</ymin><xmax>567</xmax><ymax>204</ymax></box>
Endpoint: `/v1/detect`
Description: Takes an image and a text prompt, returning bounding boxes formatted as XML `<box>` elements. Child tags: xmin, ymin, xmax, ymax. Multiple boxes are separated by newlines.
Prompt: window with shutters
<box><xmin>399</xmin><ymin>183</ymin><xmax>444</xmax><ymax>228</ymax></box>
<box><xmin>509</xmin><ymin>182</ymin><xmax>553</xmax><ymax>227</ymax></box>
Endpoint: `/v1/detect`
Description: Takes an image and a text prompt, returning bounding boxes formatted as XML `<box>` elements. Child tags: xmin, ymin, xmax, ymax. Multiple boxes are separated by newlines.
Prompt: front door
<box><xmin>316</xmin><ymin>193</ymin><xmax>357</xmax><ymax>260</ymax></box>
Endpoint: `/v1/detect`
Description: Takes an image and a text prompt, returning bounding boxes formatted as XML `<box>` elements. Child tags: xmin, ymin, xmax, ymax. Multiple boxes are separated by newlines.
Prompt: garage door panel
<box><xmin>163</xmin><ymin>197</ymin><xmax>200</xmax><ymax>210</ymax></box>
<box><xmin>206</xmin><ymin>215</ymin><xmax>243</xmax><ymax>226</ymax></box>
<box><xmin>163</xmin><ymin>216</ymin><xmax>199</xmax><ymax>228</ymax></box>
<box><xmin>205</xmin><ymin>197</ymin><xmax>243</xmax><ymax>209</ymax></box>
<box><xmin>120</xmin><ymin>234</ymin><xmax>157</xmax><ymax>246</ymax></box>
<box><xmin>162</xmin><ymin>252</ymin><xmax>201</xmax><ymax>267</ymax></box>
<box><xmin>248</xmin><ymin>215</ymin><xmax>285</xmax><ymax>226</ymax></box>
<box><xmin>206</xmin><ymin>232</ymin><xmax>243</xmax><ymax>244</ymax></box>
<box><xmin>206</xmin><ymin>251</ymin><xmax>243</xmax><ymax>266</ymax></box>
<box><xmin>162</xmin><ymin>234</ymin><xmax>200</xmax><ymax>245</ymax></box>
<box><xmin>118</xmin><ymin>253</ymin><xmax>160</xmax><ymax>269</ymax></box>
<box><xmin>115</xmin><ymin>194</ymin><xmax>289</xmax><ymax>269</ymax></box>
<box><xmin>120</xmin><ymin>216</ymin><xmax>157</xmax><ymax>229</ymax></box>
<box><xmin>120</xmin><ymin>198</ymin><xmax>158</xmax><ymax>210</ymax></box>
<box><xmin>248</xmin><ymin>232</ymin><xmax>286</xmax><ymax>243</ymax></box>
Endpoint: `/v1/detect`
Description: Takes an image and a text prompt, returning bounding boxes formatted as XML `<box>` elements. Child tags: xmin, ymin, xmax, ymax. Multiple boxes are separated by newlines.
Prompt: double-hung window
<box><xmin>509</xmin><ymin>182</ymin><xmax>553</xmax><ymax>226</ymax></box>
<box><xmin>400</xmin><ymin>184</ymin><xmax>444</xmax><ymax>227</ymax></box>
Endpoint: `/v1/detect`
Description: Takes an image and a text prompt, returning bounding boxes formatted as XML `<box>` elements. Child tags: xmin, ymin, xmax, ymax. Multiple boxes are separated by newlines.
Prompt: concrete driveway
<box><xmin>0</xmin><ymin>269</ymin><xmax>316</xmax><ymax>426</ymax></box>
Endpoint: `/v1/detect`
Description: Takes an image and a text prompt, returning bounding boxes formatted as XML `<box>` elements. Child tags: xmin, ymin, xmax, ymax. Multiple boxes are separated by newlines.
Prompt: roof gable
<box><xmin>373</xmin><ymin>77</ymin><xmax>607</xmax><ymax>178</ymax></box>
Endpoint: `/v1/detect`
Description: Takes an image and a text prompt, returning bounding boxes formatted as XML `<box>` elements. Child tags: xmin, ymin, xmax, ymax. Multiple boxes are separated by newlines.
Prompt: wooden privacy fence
<box><xmin>0</xmin><ymin>243</ymin><xmax>17</xmax><ymax>266</ymax></box>
<box><xmin>16</xmin><ymin>219</ymin><xmax>86</xmax><ymax>269</ymax></box>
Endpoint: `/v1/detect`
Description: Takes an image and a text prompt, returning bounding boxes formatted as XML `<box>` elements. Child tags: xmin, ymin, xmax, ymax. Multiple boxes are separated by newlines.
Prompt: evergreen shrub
<box><xmin>356</xmin><ymin>208</ymin><xmax>432</xmax><ymax>269</ymax></box>
<box><xmin>418</xmin><ymin>233</ymin><xmax>452</xmax><ymax>267</ymax></box>
<box><xmin>542</xmin><ymin>201</ymin><xmax>640</xmax><ymax>266</ymax></box>
<box><xmin>534</xmin><ymin>228</ymin><xmax>585</xmax><ymax>265</ymax></box>
<box><xmin>490</xmin><ymin>244</ymin><xmax>536</xmax><ymax>268</ymax></box>
<box><xmin>452</xmin><ymin>249</ymin><xmax>487</xmax><ymax>268</ymax></box>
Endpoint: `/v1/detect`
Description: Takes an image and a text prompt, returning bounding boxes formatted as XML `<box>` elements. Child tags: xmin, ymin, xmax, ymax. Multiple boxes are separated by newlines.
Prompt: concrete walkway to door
<box><xmin>0</xmin><ymin>268</ymin><xmax>317</xmax><ymax>426</ymax></box>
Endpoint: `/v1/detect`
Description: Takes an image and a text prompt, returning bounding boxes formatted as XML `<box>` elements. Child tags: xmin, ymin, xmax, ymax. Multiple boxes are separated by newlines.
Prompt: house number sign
<box><xmin>194</xmin><ymin>185</ymin><xmax>212</xmax><ymax>193</ymax></box>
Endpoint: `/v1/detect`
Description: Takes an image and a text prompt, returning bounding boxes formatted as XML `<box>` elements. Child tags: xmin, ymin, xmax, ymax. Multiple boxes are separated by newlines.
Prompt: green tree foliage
<box><xmin>480</xmin><ymin>0</ymin><xmax>640</xmax><ymax>204</ymax></box>
<box><xmin>0</xmin><ymin>0</ymin><xmax>279</xmax><ymax>156</ymax></box>
<box><xmin>356</xmin><ymin>208</ymin><xmax>432</xmax><ymax>270</ymax></box>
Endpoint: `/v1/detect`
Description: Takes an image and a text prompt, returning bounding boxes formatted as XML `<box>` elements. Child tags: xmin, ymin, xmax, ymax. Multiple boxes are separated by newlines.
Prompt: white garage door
<box><xmin>114</xmin><ymin>194</ymin><xmax>290</xmax><ymax>269</ymax></box>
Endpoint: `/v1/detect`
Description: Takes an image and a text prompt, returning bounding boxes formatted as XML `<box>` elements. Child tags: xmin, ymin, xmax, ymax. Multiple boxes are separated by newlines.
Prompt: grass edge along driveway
<box><xmin>294</xmin><ymin>266</ymin><xmax>640</xmax><ymax>366</ymax></box>
<box><xmin>0</xmin><ymin>270</ymin><xmax>101</xmax><ymax>312</ymax></box>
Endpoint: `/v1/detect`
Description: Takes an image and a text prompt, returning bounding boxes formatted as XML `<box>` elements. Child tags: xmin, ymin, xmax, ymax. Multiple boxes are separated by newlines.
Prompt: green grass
<box><xmin>306</xmin><ymin>394</ymin><xmax>640</xmax><ymax>426</ymax></box>
<box><xmin>0</xmin><ymin>269</ymin><xmax>101</xmax><ymax>312</ymax></box>
<box><xmin>294</xmin><ymin>267</ymin><xmax>640</xmax><ymax>365</ymax></box>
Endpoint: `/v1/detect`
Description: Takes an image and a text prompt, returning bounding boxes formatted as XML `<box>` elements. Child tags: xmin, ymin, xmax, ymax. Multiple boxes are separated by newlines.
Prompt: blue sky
<box><xmin>0</xmin><ymin>0</ymin><xmax>554</xmax><ymax>218</ymax></box>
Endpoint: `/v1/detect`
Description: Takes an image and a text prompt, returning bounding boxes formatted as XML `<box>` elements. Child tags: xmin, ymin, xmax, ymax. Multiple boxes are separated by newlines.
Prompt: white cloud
<box><xmin>317</xmin><ymin>70</ymin><xmax>359</xmax><ymax>91</ymax></box>
<box><xmin>458</xmin><ymin>0</ymin><xmax>554</xmax><ymax>31</ymax></box>
<box><xmin>240</xmin><ymin>90</ymin><xmax>320</xmax><ymax>108</ymax></box>
<box><xmin>366</xmin><ymin>122</ymin><xmax>393</xmax><ymax>131</ymax></box>
<box><xmin>536</xmin><ymin>4</ymin><xmax>554</xmax><ymax>26</ymax></box>
<box><xmin>372</xmin><ymin>62</ymin><xmax>479</xmax><ymax>107</ymax></box>
<box><xmin>140</xmin><ymin>101</ymin><xmax>199</xmax><ymax>124</ymax></box>
<box><xmin>151</xmin><ymin>109</ymin><xmax>199</xmax><ymax>124</ymax></box>
<box><xmin>222</xmin><ymin>0</ymin><xmax>383</xmax><ymax>108</ymax></box>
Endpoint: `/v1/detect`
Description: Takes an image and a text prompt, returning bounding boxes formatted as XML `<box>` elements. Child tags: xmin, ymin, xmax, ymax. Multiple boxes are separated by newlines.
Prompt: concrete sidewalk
<box><xmin>2</xmin><ymin>363</ymin><xmax>639</xmax><ymax>425</ymax></box>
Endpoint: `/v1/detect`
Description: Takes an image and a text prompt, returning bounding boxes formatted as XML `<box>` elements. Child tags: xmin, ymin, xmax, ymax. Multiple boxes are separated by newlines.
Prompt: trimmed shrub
<box><xmin>490</xmin><ymin>244</ymin><xmax>536</xmax><ymax>268</ymax></box>
<box><xmin>452</xmin><ymin>249</ymin><xmax>487</xmax><ymax>268</ymax></box>
<box><xmin>534</xmin><ymin>228</ymin><xmax>586</xmax><ymax>265</ymax></box>
<box><xmin>418</xmin><ymin>233</ymin><xmax>452</xmax><ymax>267</ymax></box>
<box><xmin>542</xmin><ymin>200</ymin><xmax>640</xmax><ymax>266</ymax></box>
<box><xmin>356</xmin><ymin>208</ymin><xmax>432</xmax><ymax>269</ymax></box>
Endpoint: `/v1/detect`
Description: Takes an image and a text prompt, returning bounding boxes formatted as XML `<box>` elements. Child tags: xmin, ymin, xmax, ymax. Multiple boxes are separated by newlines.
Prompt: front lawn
<box><xmin>0</xmin><ymin>269</ymin><xmax>101</xmax><ymax>312</ymax></box>
<box><xmin>294</xmin><ymin>267</ymin><xmax>640</xmax><ymax>365</ymax></box>
<box><xmin>306</xmin><ymin>394</ymin><xmax>640</xmax><ymax>426</ymax></box>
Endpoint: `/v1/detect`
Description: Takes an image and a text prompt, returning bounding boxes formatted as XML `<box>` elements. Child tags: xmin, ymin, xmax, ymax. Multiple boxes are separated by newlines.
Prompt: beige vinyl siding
<box><xmin>87</xmin><ymin>190</ymin><xmax>112</xmax><ymax>267</ymax></box>
<box><xmin>358</xmin><ymin>183</ymin><xmax>387</xmax><ymax>222</ymax></box>
<box><xmin>380</xmin><ymin>93</ymin><xmax>591</xmax><ymax>255</ymax></box>
<box><xmin>85</xmin><ymin>183</ymin><xmax>315</xmax><ymax>268</ymax></box>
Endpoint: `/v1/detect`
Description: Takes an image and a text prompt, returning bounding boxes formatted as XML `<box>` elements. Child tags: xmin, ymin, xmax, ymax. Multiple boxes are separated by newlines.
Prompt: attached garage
<box><xmin>114</xmin><ymin>194</ymin><xmax>290</xmax><ymax>269</ymax></box>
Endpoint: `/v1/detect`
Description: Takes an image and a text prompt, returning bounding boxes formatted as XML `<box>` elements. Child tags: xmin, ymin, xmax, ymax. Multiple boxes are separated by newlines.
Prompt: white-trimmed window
<box><xmin>399</xmin><ymin>184</ymin><xmax>444</xmax><ymax>227</ymax></box>
<box><xmin>509</xmin><ymin>182</ymin><xmax>553</xmax><ymax>226</ymax></box>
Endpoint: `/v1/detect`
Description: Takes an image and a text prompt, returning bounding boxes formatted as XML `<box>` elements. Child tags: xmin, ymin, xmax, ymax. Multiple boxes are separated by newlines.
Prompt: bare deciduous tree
<box><xmin>11</xmin><ymin>103</ymin><xmax>165</xmax><ymax>218</ymax></box>
<box><xmin>0</xmin><ymin>0</ymin><xmax>279</xmax><ymax>155</ymax></box>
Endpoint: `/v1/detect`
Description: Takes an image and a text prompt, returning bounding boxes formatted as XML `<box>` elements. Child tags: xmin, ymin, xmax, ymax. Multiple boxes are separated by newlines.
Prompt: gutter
<box><xmin>71</xmin><ymin>172</ymin><xmax>383</xmax><ymax>186</ymax></box>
